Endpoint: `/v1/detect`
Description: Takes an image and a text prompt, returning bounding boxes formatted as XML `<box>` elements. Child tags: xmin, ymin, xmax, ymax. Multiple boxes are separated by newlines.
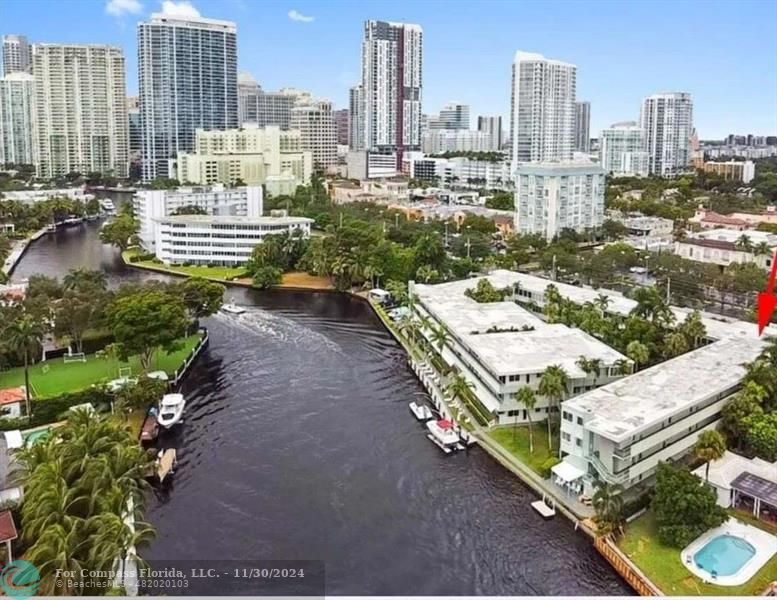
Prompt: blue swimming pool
<box><xmin>694</xmin><ymin>534</ymin><xmax>756</xmax><ymax>577</ymax></box>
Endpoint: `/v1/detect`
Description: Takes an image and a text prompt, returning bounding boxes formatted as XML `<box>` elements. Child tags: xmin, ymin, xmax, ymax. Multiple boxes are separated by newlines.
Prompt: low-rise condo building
<box><xmin>153</xmin><ymin>214</ymin><xmax>313</xmax><ymax>266</ymax></box>
<box><xmin>484</xmin><ymin>270</ymin><xmax>772</xmax><ymax>494</ymax></box>
<box><xmin>701</xmin><ymin>160</ymin><xmax>755</xmax><ymax>183</ymax></box>
<box><xmin>133</xmin><ymin>184</ymin><xmax>262</xmax><ymax>251</ymax></box>
<box><xmin>409</xmin><ymin>274</ymin><xmax>629</xmax><ymax>426</ymax></box>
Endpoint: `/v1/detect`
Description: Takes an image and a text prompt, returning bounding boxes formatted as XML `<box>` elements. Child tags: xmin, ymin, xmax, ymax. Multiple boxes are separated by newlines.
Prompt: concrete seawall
<box><xmin>2</xmin><ymin>227</ymin><xmax>48</xmax><ymax>278</ymax></box>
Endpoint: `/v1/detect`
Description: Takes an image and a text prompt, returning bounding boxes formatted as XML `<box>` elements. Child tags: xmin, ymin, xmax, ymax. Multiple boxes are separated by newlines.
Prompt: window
<box><xmin>575</xmin><ymin>437</ymin><xmax>582</xmax><ymax>447</ymax></box>
<box><xmin>562</xmin><ymin>411</ymin><xmax>573</xmax><ymax>422</ymax></box>
<box><xmin>577</xmin><ymin>416</ymin><xmax>583</xmax><ymax>426</ymax></box>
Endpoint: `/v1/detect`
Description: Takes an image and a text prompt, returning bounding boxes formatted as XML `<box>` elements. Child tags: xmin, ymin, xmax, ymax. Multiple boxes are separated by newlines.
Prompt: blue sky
<box><xmin>3</xmin><ymin>0</ymin><xmax>777</xmax><ymax>138</ymax></box>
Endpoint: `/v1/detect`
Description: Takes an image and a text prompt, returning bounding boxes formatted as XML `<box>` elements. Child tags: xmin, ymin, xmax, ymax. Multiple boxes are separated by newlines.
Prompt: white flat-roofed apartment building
<box><xmin>490</xmin><ymin>270</ymin><xmax>774</xmax><ymax>493</ymax></box>
<box><xmin>408</xmin><ymin>155</ymin><xmax>512</xmax><ymax>190</ymax></box>
<box><xmin>409</xmin><ymin>274</ymin><xmax>630</xmax><ymax>426</ymax></box>
<box><xmin>154</xmin><ymin>214</ymin><xmax>313</xmax><ymax>266</ymax></box>
<box><xmin>133</xmin><ymin>184</ymin><xmax>262</xmax><ymax>251</ymax></box>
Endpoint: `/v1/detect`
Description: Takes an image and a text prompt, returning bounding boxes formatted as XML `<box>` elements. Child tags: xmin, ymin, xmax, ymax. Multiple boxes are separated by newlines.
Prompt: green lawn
<box><xmin>0</xmin><ymin>334</ymin><xmax>203</xmax><ymax>398</ymax></box>
<box><xmin>488</xmin><ymin>424</ymin><xmax>558</xmax><ymax>476</ymax></box>
<box><xmin>123</xmin><ymin>250</ymin><xmax>248</xmax><ymax>281</ymax></box>
<box><xmin>618</xmin><ymin>511</ymin><xmax>777</xmax><ymax>596</ymax></box>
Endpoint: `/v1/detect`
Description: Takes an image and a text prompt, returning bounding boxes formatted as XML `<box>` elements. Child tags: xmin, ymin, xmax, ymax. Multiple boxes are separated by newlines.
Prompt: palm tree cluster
<box><xmin>538</xmin><ymin>364</ymin><xmax>569</xmax><ymax>451</ymax></box>
<box><xmin>16</xmin><ymin>409</ymin><xmax>155</xmax><ymax>594</ymax></box>
<box><xmin>542</xmin><ymin>284</ymin><xmax>707</xmax><ymax>370</ymax></box>
<box><xmin>592</xmin><ymin>480</ymin><xmax>625</xmax><ymax>538</ymax></box>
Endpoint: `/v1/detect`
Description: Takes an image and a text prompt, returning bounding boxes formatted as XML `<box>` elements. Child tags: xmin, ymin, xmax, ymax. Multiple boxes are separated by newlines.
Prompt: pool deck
<box><xmin>681</xmin><ymin>517</ymin><xmax>777</xmax><ymax>587</ymax></box>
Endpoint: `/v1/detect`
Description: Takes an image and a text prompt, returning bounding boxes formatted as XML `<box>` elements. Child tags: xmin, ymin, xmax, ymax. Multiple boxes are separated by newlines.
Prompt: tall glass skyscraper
<box><xmin>138</xmin><ymin>12</ymin><xmax>237</xmax><ymax>181</ymax></box>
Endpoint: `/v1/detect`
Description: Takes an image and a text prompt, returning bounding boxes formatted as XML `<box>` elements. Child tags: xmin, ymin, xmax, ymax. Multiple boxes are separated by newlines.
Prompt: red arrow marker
<box><xmin>757</xmin><ymin>250</ymin><xmax>777</xmax><ymax>335</ymax></box>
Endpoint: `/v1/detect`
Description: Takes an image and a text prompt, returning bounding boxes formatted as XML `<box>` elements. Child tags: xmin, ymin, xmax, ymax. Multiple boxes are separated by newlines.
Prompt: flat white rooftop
<box><xmin>155</xmin><ymin>215</ymin><xmax>313</xmax><ymax>226</ymax></box>
<box><xmin>415</xmin><ymin>270</ymin><xmax>775</xmax><ymax>442</ymax></box>
<box><xmin>413</xmin><ymin>276</ymin><xmax>627</xmax><ymax>378</ymax></box>
<box><xmin>565</xmin><ymin>336</ymin><xmax>758</xmax><ymax>442</ymax></box>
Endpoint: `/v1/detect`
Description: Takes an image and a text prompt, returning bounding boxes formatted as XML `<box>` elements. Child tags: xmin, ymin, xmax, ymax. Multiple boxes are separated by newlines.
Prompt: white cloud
<box><xmin>160</xmin><ymin>0</ymin><xmax>201</xmax><ymax>18</ymax></box>
<box><xmin>288</xmin><ymin>9</ymin><xmax>314</xmax><ymax>23</ymax></box>
<box><xmin>105</xmin><ymin>0</ymin><xmax>143</xmax><ymax>17</ymax></box>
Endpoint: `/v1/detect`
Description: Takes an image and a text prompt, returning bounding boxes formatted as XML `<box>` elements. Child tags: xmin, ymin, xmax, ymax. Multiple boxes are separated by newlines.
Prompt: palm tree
<box><xmin>663</xmin><ymin>331</ymin><xmax>689</xmax><ymax>359</ymax></box>
<box><xmin>679</xmin><ymin>311</ymin><xmax>707</xmax><ymax>349</ymax></box>
<box><xmin>613</xmin><ymin>358</ymin><xmax>632</xmax><ymax>376</ymax></box>
<box><xmin>694</xmin><ymin>430</ymin><xmax>727</xmax><ymax>481</ymax></box>
<box><xmin>514</xmin><ymin>386</ymin><xmax>537</xmax><ymax>452</ymax></box>
<box><xmin>594</xmin><ymin>293</ymin><xmax>610</xmax><ymax>317</ymax></box>
<box><xmin>626</xmin><ymin>340</ymin><xmax>649</xmax><ymax>371</ymax></box>
<box><xmin>592</xmin><ymin>480</ymin><xmax>625</xmax><ymax>537</ymax></box>
<box><xmin>429</xmin><ymin>323</ymin><xmax>450</xmax><ymax>353</ymax></box>
<box><xmin>445</xmin><ymin>373</ymin><xmax>474</xmax><ymax>424</ymax></box>
<box><xmin>538</xmin><ymin>365</ymin><xmax>568</xmax><ymax>451</ymax></box>
<box><xmin>5</xmin><ymin>314</ymin><xmax>46</xmax><ymax>422</ymax></box>
<box><xmin>62</xmin><ymin>268</ymin><xmax>107</xmax><ymax>292</ymax></box>
<box><xmin>576</xmin><ymin>356</ymin><xmax>602</xmax><ymax>380</ymax></box>
<box><xmin>734</xmin><ymin>234</ymin><xmax>753</xmax><ymax>253</ymax></box>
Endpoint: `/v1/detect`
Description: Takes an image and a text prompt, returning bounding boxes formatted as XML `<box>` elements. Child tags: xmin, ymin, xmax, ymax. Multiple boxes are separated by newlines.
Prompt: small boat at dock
<box><xmin>409</xmin><ymin>401</ymin><xmax>433</xmax><ymax>422</ymax></box>
<box><xmin>157</xmin><ymin>393</ymin><xmax>185</xmax><ymax>429</ymax></box>
<box><xmin>221</xmin><ymin>298</ymin><xmax>245</xmax><ymax>315</ymax></box>
<box><xmin>140</xmin><ymin>410</ymin><xmax>159</xmax><ymax>444</ymax></box>
<box><xmin>531</xmin><ymin>496</ymin><xmax>556</xmax><ymax>520</ymax></box>
<box><xmin>426</xmin><ymin>419</ymin><xmax>465</xmax><ymax>454</ymax></box>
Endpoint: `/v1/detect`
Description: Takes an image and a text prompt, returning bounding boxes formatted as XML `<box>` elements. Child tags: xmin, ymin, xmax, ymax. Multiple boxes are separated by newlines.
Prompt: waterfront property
<box><xmin>0</xmin><ymin>333</ymin><xmax>203</xmax><ymax>398</ymax></box>
<box><xmin>153</xmin><ymin>214</ymin><xmax>313</xmax><ymax>267</ymax></box>
<box><xmin>410</xmin><ymin>270</ymin><xmax>773</xmax><ymax>497</ymax></box>
<box><xmin>409</xmin><ymin>275</ymin><xmax>630</xmax><ymax>427</ymax></box>
<box><xmin>680</xmin><ymin>519</ymin><xmax>776</xmax><ymax>587</ymax></box>
<box><xmin>133</xmin><ymin>183</ymin><xmax>263</xmax><ymax>251</ymax></box>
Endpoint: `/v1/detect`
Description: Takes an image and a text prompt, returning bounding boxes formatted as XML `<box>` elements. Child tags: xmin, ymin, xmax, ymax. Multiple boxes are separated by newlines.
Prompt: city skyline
<box><xmin>1</xmin><ymin>0</ymin><xmax>775</xmax><ymax>139</ymax></box>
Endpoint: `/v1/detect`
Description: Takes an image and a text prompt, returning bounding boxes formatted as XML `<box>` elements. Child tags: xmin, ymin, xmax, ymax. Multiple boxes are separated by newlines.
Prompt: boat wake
<box><xmin>215</xmin><ymin>307</ymin><xmax>344</xmax><ymax>355</ymax></box>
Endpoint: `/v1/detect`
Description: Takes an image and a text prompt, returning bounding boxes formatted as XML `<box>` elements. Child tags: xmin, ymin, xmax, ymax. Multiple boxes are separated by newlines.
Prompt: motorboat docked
<box><xmin>531</xmin><ymin>495</ymin><xmax>556</xmax><ymax>520</ymax></box>
<box><xmin>100</xmin><ymin>199</ymin><xmax>115</xmax><ymax>212</ymax></box>
<box><xmin>157</xmin><ymin>393</ymin><xmax>186</xmax><ymax>429</ymax></box>
<box><xmin>409</xmin><ymin>401</ymin><xmax>433</xmax><ymax>422</ymax></box>
<box><xmin>140</xmin><ymin>412</ymin><xmax>159</xmax><ymax>444</ymax></box>
<box><xmin>426</xmin><ymin>419</ymin><xmax>465</xmax><ymax>454</ymax></box>
<box><xmin>221</xmin><ymin>298</ymin><xmax>245</xmax><ymax>315</ymax></box>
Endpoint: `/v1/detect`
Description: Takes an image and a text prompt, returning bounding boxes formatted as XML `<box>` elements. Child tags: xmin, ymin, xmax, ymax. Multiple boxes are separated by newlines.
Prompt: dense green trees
<box><xmin>484</xmin><ymin>192</ymin><xmax>514</xmax><ymax>211</ymax></box>
<box><xmin>105</xmin><ymin>290</ymin><xmax>189</xmax><ymax>371</ymax></box>
<box><xmin>464</xmin><ymin>279</ymin><xmax>506</xmax><ymax>303</ymax></box>
<box><xmin>652</xmin><ymin>463</ymin><xmax>727</xmax><ymax>548</ymax></box>
<box><xmin>99</xmin><ymin>213</ymin><xmax>139</xmax><ymax>251</ymax></box>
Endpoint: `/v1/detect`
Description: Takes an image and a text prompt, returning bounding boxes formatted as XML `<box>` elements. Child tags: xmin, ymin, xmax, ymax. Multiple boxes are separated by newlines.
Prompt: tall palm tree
<box><xmin>754</xmin><ymin>241</ymin><xmax>772</xmax><ymax>258</ymax></box>
<box><xmin>594</xmin><ymin>293</ymin><xmax>610</xmax><ymax>317</ymax></box>
<box><xmin>445</xmin><ymin>373</ymin><xmax>474</xmax><ymax>423</ymax></box>
<box><xmin>613</xmin><ymin>358</ymin><xmax>632</xmax><ymax>376</ymax></box>
<box><xmin>514</xmin><ymin>386</ymin><xmax>537</xmax><ymax>452</ymax></box>
<box><xmin>663</xmin><ymin>331</ymin><xmax>690</xmax><ymax>359</ymax></box>
<box><xmin>62</xmin><ymin>268</ymin><xmax>107</xmax><ymax>292</ymax></box>
<box><xmin>626</xmin><ymin>340</ymin><xmax>649</xmax><ymax>371</ymax></box>
<box><xmin>679</xmin><ymin>311</ymin><xmax>707</xmax><ymax>349</ymax></box>
<box><xmin>5</xmin><ymin>314</ymin><xmax>46</xmax><ymax>422</ymax></box>
<box><xmin>592</xmin><ymin>479</ymin><xmax>625</xmax><ymax>537</ymax></box>
<box><xmin>694</xmin><ymin>430</ymin><xmax>727</xmax><ymax>481</ymax></box>
<box><xmin>538</xmin><ymin>365</ymin><xmax>568</xmax><ymax>450</ymax></box>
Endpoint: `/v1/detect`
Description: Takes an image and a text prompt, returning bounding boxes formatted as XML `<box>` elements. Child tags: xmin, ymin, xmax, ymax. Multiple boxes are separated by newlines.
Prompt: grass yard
<box><xmin>123</xmin><ymin>250</ymin><xmax>247</xmax><ymax>281</ymax></box>
<box><xmin>278</xmin><ymin>271</ymin><xmax>333</xmax><ymax>290</ymax></box>
<box><xmin>618</xmin><ymin>511</ymin><xmax>777</xmax><ymax>596</ymax></box>
<box><xmin>488</xmin><ymin>424</ymin><xmax>558</xmax><ymax>476</ymax></box>
<box><xmin>0</xmin><ymin>334</ymin><xmax>203</xmax><ymax>398</ymax></box>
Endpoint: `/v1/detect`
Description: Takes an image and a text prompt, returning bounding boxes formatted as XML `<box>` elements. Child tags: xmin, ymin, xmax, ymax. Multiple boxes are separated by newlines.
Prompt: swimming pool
<box><xmin>693</xmin><ymin>534</ymin><xmax>756</xmax><ymax>577</ymax></box>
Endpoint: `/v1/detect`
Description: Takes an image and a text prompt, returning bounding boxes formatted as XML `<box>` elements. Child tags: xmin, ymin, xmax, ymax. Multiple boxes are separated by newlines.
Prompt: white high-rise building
<box><xmin>574</xmin><ymin>101</ymin><xmax>591</xmax><ymax>152</ymax></box>
<box><xmin>477</xmin><ymin>116</ymin><xmax>503</xmax><ymax>151</ymax></box>
<box><xmin>360</xmin><ymin>20</ymin><xmax>423</xmax><ymax>165</ymax></box>
<box><xmin>0</xmin><ymin>72</ymin><xmax>36</xmax><ymax>167</ymax></box>
<box><xmin>640</xmin><ymin>92</ymin><xmax>693</xmax><ymax>176</ymax></box>
<box><xmin>514</xmin><ymin>161</ymin><xmax>605</xmax><ymax>240</ymax></box>
<box><xmin>421</xmin><ymin>130</ymin><xmax>496</xmax><ymax>154</ymax></box>
<box><xmin>138</xmin><ymin>12</ymin><xmax>238</xmax><ymax>181</ymax></box>
<box><xmin>32</xmin><ymin>44</ymin><xmax>128</xmax><ymax>178</ymax></box>
<box><xmin>290</xmin><ymin>99</ymin><xmax>337</xmax><ymax>170</ymax></box>
<box><xmin>2</xmin><ymin>35</ymin><xmax>32</xmax><ymax>76</ymax></box>
<box><xmin>510</xmin><ymin>51</ymin><xmax>576</xmax><ymax>167</ymax></box>
<box><xmin>599</xmin><ymin>121</ymin><xmax>649</xmax><ymax>177</ymax></box>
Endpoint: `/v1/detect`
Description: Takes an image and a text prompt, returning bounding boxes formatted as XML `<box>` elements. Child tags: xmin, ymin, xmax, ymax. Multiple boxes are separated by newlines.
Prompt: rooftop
<box><xmin>691</xmin><ymin>450</ymin><xmax>776</xmax><ymax>491</ymax></box>
<box><xmin>564</xmin><ymin>336</ymin><xmax>757</xmax><ymax>442</ymax></box>
<box><xmin>413</xmin><ymin>276</ymin><xmax>627</xmax><ymax>378</ymax></box>
<box><xmin>155</xmin><ymin>215</ymin><xmax>313</xmax><ymax>226</ymax></box>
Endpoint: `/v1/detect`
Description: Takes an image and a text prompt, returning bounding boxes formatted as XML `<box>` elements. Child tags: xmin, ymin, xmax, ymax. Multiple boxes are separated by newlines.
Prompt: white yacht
<box><xmin>221</xmin><ymin>298</ymin><xmax>246</xmax><ymax>315</ymax></box>
<box><xmin>157</xmin><ymin>393</ymin><xmax>186</xmax><ymax>429</ymax></box>
<box><xmin>425</xmin><ymin>419</ymin><xmax>463</xmax><ymax>453</ymax></box>
<box><xmin>409</xmin><ymin>401</ymin><xmax>433</xmax><ymax>422</ymax></box>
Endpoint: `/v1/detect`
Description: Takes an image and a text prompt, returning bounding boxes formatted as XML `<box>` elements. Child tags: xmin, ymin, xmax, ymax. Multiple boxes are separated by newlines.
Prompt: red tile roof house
<box><xmin>0</xmin><ymin>388</ymin><xmax>25</xmax><ymax>420</ymax></box>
